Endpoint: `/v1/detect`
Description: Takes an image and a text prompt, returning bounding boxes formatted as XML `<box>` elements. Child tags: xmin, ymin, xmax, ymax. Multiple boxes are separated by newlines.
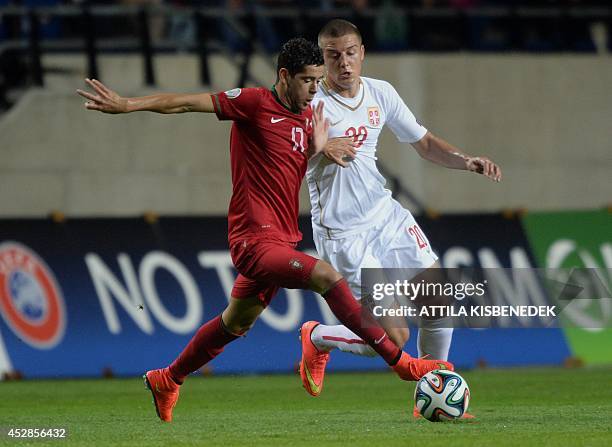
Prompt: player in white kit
<box><xmin>299</xmin><ymin>20</ymin><xmax>502</xmax><ymax>417</ymax></box>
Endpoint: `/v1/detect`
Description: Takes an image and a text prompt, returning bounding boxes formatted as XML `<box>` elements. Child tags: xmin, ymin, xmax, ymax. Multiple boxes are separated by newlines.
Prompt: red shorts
<box><xmin>230</xmin><ymin>238</ymin><xmax>319</xmax><ymax>306</ymax></box>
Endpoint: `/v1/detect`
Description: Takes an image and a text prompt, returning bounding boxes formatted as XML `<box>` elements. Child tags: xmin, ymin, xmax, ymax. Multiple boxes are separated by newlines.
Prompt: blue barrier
<box><xmin>0</xmin><ymin>215</ymin><xmax>571</xmax><ymax>378</ymax></box>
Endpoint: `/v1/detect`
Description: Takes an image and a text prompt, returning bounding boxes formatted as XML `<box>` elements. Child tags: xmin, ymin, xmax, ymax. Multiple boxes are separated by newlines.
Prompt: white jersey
<box><xmin>307</xmin><ymin>76</ymin><xmax>427</xmax><ymax>239</ymax></box>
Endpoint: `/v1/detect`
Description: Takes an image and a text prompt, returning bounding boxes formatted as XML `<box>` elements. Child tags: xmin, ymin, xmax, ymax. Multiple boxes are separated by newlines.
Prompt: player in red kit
<box><xmin>77</xmin><ymin>38</ymin><xmax>452</xmax><ymax>423</ymax></box>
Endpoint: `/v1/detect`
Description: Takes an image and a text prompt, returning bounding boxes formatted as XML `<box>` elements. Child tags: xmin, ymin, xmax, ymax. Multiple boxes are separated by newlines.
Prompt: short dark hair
<box><xmin>318</xmin><ymin>19</ymin><xmax>362</xmax><ymax>44</ymax></box>
<box><xmin>276</xmin><ymin>38</ymin><xmax>323</xmax><ymax>78</ymax></box>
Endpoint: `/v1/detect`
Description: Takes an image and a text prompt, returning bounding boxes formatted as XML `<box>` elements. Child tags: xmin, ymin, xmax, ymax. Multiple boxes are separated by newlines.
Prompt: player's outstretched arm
<box><xmin>76</xmin><ymin>78</ymin><xmax>214</xmax><ymax>114</ymax></box>
<box><xmin>412</xmin><ymin>131</ymin><xmax>502</xmax><ymax>182</ymax></box>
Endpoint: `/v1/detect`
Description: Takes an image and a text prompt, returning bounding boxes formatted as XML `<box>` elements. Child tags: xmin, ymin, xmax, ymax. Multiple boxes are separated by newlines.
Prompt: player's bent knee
<box><xmin>387</xmin><ymin>327</ymin><xmax>409</xmax><ymax>348</ymax></box>
<box><xmin>221</xmin><ymin>307</ymin><xmax>262</xmax><ymax>336</ymax></box>
<box><xmin>309</xmin><ymin>260</ymin><xmax>343</xmax><ymax>295</ymax></box>
<box><xmin>223</xmin><ymin>317</ymin><xmax>256</xmax><ymax>336</ymax></box>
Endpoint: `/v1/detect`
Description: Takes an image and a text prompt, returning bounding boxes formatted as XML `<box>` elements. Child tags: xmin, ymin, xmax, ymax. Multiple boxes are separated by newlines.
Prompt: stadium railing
<box><xmin>0</xmin><ymin>3</ymin><xmax>610</xmax><ymax>90</ymax></box>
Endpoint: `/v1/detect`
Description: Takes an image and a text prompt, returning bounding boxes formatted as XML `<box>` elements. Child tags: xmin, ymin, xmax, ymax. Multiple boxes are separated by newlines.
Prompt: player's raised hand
<box><xmin>309</xmin><ymin>101</ymin><xmax>330</xmax><ymax>157</ymax></box>
<box><xmin>466</xmin><ymin>156</ymin><xmax>502</xmax><ymax>182</ymax></box>
<box><xmin>323</xmin><ymin>137</ymin><xmax>358</xmax><ymax>168</ymax></box>
<box><xmin>76</xmin><ymin>78</ymin><xmax>128</xmax><ymax>114</ymax></box>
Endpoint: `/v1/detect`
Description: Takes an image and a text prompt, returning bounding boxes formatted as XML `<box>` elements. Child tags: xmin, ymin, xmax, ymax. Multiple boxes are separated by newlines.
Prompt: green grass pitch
<box><xmin>1</xmin><ymin>368</ymin><xmax>611</xmax><ymax>446</ymax></box>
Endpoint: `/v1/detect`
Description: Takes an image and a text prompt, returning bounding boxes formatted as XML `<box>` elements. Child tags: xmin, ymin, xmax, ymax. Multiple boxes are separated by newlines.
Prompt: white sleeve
<box><xmin>383</xmin><ymin>82</ymin><xmax>427</xmax><ymax>143</ymax></box>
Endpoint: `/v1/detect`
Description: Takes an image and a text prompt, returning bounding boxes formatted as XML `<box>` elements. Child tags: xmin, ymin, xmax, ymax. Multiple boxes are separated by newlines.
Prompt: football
<box><xmin>414</xmin><ymin>370</ymin><xmax>470</xmax><ymax>422</ymax></box>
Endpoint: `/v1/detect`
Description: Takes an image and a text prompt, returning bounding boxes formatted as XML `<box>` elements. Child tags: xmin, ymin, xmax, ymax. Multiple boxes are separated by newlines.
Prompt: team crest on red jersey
<box><xmin>289</xmin><ymin>259</ymin><xmax>303</xmax><ymax>270</ymax></box>
<box><xmin>367</xmin><ymin>107</ymin><xmax>380</xmax><ymax>126</ymax></box>
<box><xmin>0</xmin><ymin>242</ymin><xmax>66</xmax><ymax>349</ymax></box>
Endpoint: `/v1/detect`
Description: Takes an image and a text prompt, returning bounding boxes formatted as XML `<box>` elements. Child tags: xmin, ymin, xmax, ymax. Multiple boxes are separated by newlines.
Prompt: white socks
<box><xmin>417</xmin><ymin>327</ymin><xmax>453</xmax><ymax>361</ymax></box>
<box><xmin>311</xmin><ymin>323</ymin><xmax>453</xmax><ymax>361</ymax></box>
<box><xmin>311</xmin><ymin>324</ymin><xmax>377</xmax><ymax>357</ymax></box>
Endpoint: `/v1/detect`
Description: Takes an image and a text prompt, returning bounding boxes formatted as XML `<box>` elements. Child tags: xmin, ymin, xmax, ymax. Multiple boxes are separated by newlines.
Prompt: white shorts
<box><xmin>314</xmin><ymin>201</ymin><xmax>438</xmax><ymax>300</ymax></box>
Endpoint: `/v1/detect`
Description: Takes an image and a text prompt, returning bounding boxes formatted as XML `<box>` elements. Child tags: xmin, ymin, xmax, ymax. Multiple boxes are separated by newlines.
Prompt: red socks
<box><xmin>322</xmin><ymin>279</ymin><xmax>402</xmax><ymax>365</ymax></box>
<box><xmin>167</xmin><ymin>278</ymin><xmax>401</xmax><ymax>384</ymax></box>
<box><xmin>169</xmin><ymin>315</ymin><xmax>240</xmax><ymax>383</ymax></box>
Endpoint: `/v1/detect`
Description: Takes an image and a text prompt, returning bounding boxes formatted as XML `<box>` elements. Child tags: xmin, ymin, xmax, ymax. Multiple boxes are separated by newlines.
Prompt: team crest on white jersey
<box><xmin>224</xmin><ymin>88</ymin><xmax>242</xmax><ymax>99</ymax></box>
<box><xmin>367</xmin><ymin>107</ymin><xmax>380</xmax><ymax>126</ymax></box>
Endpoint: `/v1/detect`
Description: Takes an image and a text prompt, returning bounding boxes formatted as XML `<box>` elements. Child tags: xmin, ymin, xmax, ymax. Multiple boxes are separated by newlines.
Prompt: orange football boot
<box><xmin>299</xmin><ymin>321</ymin><xmax>330</xmax><ymax>397</ymax></box>
<box><xmin>144</xmin><ymin>367</ymin><xmax>180</xmax><ymax>422</ymax></box>
<box><xmin>392</xmin><ymin>352</ymin><xmax>454</xmax><ymax>381</ymax></box>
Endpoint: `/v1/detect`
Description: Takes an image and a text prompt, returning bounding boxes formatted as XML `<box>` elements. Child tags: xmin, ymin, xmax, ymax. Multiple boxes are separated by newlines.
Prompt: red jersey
<box><xmin>212</xmin><ymin>87</ymin><xmax>313</xmax><ymax>246</ymax></box>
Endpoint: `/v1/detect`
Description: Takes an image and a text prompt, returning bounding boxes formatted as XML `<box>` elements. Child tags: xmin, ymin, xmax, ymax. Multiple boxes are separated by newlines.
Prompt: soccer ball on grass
<box><xmin>414</xmin><ymin>370</ymin><xmax>470</xmax><ymax>422</ymax></box>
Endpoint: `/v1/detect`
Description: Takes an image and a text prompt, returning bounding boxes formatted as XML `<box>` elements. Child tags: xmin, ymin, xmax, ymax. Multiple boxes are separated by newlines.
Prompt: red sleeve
<box><xmin>212</xmin><ymin>87</ymin><xmax>263</xmax><ymax>121</ymax></box>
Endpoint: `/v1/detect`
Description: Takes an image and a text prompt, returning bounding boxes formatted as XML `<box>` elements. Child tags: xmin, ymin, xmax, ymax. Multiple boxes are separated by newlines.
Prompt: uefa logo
<box><xmin>0</xmin><ymin>241</ymin><xmax>66</xmax><ymax>349</ymax></box>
